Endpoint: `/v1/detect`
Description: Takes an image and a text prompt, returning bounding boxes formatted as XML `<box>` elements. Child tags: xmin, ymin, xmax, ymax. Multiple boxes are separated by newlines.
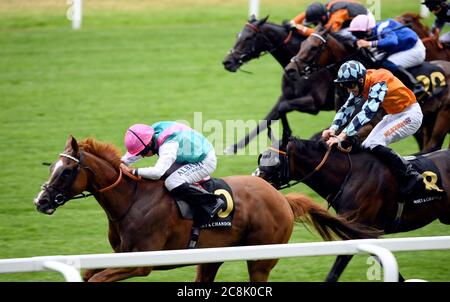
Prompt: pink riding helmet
<box><xmin>348</xmin><ymin>14</ymin><xmax>376</xmax><ymax>32</ymax></box>
<box><xmin>124</xmin><ymin>124</ymin><xmax>155</xmax><ymax>158</ymax></box>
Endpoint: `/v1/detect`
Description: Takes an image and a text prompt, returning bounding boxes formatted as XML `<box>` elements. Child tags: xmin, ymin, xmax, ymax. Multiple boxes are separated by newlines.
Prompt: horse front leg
<box><xmin>325</xmin><ymin>255</ymin><xmax>353</xmax><ymax>282</ymax></box>
<box><xmin>87</xmin><ymin>267</ymin><xmax>152</xmax><ymax>282</ymax></box>
<box><xmin>83</xmin><ymin>268</ymin><xmax>104</xmax><ymax>281</ymax></box>
<box><xmin>278</xmin><ymin>95</ymin><xmax>322</xmax><ymax>115</ymax></box>
<box><xmin>224</xmin><ymin>96</ymin><xmax>282</xmax><ymax>154</ymax></box>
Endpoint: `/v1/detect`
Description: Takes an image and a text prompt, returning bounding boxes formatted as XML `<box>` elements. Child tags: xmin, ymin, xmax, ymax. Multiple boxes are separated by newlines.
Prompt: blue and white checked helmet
<box><xmin>335</xmin><ymin>60</ymin><xmax>367</xmax><ymax>83</ymax></box>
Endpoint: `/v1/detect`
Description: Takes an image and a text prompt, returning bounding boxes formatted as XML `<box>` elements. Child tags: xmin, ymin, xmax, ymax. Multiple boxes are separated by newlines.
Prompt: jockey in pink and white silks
<box><xmin>121</xmin><ymin>122</ymin><xmax>226</xmax><ymax>217</ymax></box>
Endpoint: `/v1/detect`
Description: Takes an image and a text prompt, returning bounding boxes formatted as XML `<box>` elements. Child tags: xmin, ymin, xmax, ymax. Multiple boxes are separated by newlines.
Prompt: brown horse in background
<box><xmin>33</xmin><ymin>136</ymin><xmax>376</xmax><ymax>282</ymax></box>
<box><xmin>285</xmin><ymin>25</ymin><xmax>450</xmax><ymax>154</ymax></box>
<box><xmin>396</xmin><ymin>13</ymin><xmax>450</xmax><ymax>61</ymax></box>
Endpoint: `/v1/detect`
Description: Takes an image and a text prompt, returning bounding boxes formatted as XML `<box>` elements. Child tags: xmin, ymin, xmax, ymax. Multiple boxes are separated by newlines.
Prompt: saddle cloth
<box><xmin>174</xmin><ymin>177</ymin><xmax>235</xmax><ymax>229</ymax></box>
<box><xmin>404</xmin><ymin>154</ymin><xmax>446</xmax><ymax>204</ymax></box>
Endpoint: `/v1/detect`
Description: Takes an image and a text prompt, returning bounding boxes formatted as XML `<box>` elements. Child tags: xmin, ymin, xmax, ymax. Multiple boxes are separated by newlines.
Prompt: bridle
<box><xmin>229</xmin><ymin>22</ymin><xmax>294</xmax><ymax>67</ymax></box>
<box><xmin>42</xmin><ymin>152</ymin><xmax>139</xmax><ymax>221</ymax></box>
<box><xmin>289</xmin><ymin>32</ymin><xmax>331</xmax><ymax>77</ymax></box>
<box><xmin>259</xmin><ymin>137</ymin><xmax>352</xmax><ymax>190</ymax></box>
<box><xmin>43</xmin><ymin>152</ymin><xmax>123</xmax><ymax>207</ymax></box>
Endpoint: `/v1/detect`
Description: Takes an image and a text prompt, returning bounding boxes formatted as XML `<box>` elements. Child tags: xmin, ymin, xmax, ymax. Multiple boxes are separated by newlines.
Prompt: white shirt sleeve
<box><xmin>136</xmin><ymin>140</ymin><xmax>179</xmax><ymax>180</ymax></box>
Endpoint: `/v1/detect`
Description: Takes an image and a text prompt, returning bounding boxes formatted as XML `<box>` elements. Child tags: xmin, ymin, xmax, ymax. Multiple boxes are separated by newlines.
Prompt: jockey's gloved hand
<box><xmin>282</xmin><ymin>19</ymin><xmax>296</xmax><ymax>31</ymax></box>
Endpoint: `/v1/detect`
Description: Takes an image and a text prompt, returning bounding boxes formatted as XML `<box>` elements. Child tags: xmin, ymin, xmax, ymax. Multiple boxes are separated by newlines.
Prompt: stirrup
<box><xmin>209</xmin><ymin>198</ymin><xmax>226</xmax><ymax>218</ymax></box>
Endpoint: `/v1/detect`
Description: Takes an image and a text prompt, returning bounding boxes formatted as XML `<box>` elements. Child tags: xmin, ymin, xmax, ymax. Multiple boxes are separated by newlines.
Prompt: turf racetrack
<box><xmin>0</xmin><ymin>0</ymin><xmax>449</xmax><ymax>281</ymax></box>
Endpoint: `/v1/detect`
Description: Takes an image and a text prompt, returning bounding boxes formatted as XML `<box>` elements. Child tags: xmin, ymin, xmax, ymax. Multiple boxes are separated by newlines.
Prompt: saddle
<box><xmin>173</xmin><ymin>177</ymin><xmax>235</xmax><ymax>229</ymax></box>
<box><xmin>173</xmin><ymin>177</ymin><xmax>235</xmax><ymax>249</ymax></box>
<box><xmin>162</xmin><ymin>163</ymin><xmax>235</xmax><ymax>248</ymax></box>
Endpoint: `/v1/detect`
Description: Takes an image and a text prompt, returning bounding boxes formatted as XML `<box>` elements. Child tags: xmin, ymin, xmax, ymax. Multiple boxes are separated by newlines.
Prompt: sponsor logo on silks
<box><xmin>383</xmin><ymin>117</ymin><xmax>411</xmax><ymax>137</ymax></box>
<box><xmin>421</xmin><ymin>171</ymin><xmax>444</xmax><ymax>192</ymax></box>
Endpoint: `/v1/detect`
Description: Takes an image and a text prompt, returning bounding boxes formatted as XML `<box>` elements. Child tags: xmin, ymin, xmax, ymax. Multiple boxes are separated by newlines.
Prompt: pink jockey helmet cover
<box><xmin>348</xmin><ymin>14</ymin><xmax>376</xmax><ymax>32</ymax></box>
<box><xmin>124</xmin><ymin>124</ymin><xmax>155</xmax><ymax>158</ymax></box>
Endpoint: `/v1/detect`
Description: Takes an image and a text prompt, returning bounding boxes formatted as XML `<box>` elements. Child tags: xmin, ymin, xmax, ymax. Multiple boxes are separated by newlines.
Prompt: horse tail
<box><xmin>284</xmin><ymin>193</ymin><xmax>381</xmax><ymax>240</ymax></box>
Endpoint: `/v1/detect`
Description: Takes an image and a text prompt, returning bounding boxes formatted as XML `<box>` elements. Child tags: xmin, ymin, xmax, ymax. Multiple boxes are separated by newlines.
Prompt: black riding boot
<box><xmin>370</xmin><ymin>145</ymin><xmax>423</xmax><ymax>198</ymax></box>
<box><xmin>171</xmin><ymin>183</ymin><xmax>226</xmax><ymax>218</ymax></box>
<box><xmin>395</xmin><ymin>66</ymin><xmax>426</xmax><ymax>99</ymax></box>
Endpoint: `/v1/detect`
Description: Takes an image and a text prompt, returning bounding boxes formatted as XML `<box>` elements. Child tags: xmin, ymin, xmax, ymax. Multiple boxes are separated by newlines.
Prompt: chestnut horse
<box><xmin>33</xmin><ymin>136</ymin><xmax>376</xmax><ymax>282</ymax></box>
<box><xmin>396</xmin><ymin>13</ymin><xmax>450</xmax><ymax>61</ymax></box>
<box><xmin>256</xmin><ymin>138</ymin><xmax>450</xmax><ymax>281</ymax></box>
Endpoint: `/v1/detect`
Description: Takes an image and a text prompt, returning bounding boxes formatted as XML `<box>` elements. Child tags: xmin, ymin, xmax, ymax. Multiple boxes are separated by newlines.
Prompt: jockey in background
<box><xmin>348</xmin><ymin>15</ymin><xmax>426</xmax><ymax>96</ymax></box>
<box><xmin>289</xmin><ymin>0</ymin><xmax>375</xmax><ymax>38</ymax></box>
<box><xmin>322</xmin><ymin>60</ymin><xmax>424</xmax><ymax>200</ymax></box>
<box><xmin>422</xmin><ymin>0</ymin><xmax>450</xmax><ymax>46</ymax></box>
<box><xmin>120</xmin><ymin>122</ymin><xmax>226</xmax><ymax>217</ymax></box>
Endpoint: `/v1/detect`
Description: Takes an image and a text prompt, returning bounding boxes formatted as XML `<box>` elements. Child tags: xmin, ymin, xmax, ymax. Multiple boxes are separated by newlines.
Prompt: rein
<box><xmin>270</xmin><ymin>138</ymin><xmax>352</xmax><ymax>190</ymax></box>
<box><xmin>60</xmin><ymin>152</ymin><xmax>125</xmax><ymax>195</ymax></box>
<box><xmin>58</xmin><ymin>152</ymin><xmax>141</xmax><ymax>222</ymax></box>
<box><xmin>235</xmin><ymin>22</ymin><xmax>295</xmax><ymax>64</ymax></box>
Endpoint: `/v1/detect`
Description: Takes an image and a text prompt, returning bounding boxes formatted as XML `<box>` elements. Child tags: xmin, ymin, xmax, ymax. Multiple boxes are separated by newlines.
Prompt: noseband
<box><xmin>230</xmin><ymin>22</ymin><xmax>294</xmax><ymax>65</ymax></box>
<box><xmin>290</xmin><ymin>32</ymin><xmax>331</xmax><ymax>76</ymax></box>
<box><xmin>260</xmin><ymin>139</ymin><xmax>351</xmax><ymax>190</ymax></box>
<box><xmin>44</xmin><ymin>152</ymin><xmax>124</xmax><ymax>207</ymax></box>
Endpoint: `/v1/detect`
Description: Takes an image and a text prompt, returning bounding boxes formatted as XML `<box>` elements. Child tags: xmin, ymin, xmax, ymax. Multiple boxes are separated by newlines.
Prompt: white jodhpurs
<box><xmin>165</xmin><ymin>150</ymin><xmax>217</xmax><ymax>191</ymax></box>
<box><xmin>386</xmin><ymin>39</ymin><xmax>426</xmax><ymax>69</ymax></box>
<box><xmin>361</xmin><ymin>102</ymin><xmax>423</xmax><ymax>149</ymax></box>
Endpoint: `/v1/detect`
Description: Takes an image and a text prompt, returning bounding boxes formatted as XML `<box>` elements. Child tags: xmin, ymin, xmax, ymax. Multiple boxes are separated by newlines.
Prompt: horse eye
<box><xmin>61</xmin><ymin>169</ymin><xmax>73</xmax><ymax>177</ymax></box>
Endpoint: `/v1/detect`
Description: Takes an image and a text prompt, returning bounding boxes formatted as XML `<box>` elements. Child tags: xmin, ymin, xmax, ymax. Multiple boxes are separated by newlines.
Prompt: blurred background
<box><xmin>0</xmin><ymin>0</ymin><xmax>448</xmax><ymax>281</ymax></box>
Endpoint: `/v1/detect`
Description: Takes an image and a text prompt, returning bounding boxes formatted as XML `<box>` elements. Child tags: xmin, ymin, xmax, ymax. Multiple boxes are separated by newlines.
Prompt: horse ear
<box><xmin>257</xmin><ymin>15</ymin><xmax>269</xmax><ymax>26</ymax></box>
<box><xmin>65</xmin><ymin>135</ymin><xmax>79</xmax><ymax>155</ymax></box>
<box><xmin>249</xmin><ymin>14</ymin><xmax>257</xmax><ymax>23</ymax></box>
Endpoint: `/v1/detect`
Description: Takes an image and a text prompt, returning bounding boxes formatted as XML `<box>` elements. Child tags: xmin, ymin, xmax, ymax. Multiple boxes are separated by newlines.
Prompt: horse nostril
<box><xmin>34</xmin><ymin>195</ymin><xmax>50</xmax><ymax>207</ymax></box>
<box><xmin>223</xmin><ymin>60</ymin><xmax>235</xmax><ymax>71</ymax></box>
<box><xmin>286</xmin><ymin>69</ymin><xmax>298</xmax><ymax>80</ymax></box>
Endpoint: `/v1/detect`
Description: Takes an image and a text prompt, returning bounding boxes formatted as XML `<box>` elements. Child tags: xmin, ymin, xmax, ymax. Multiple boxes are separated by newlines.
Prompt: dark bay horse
<box><xmin>256</xmin><ymin>138</ymin><xmax>450</xmax><ymax>281</ymax></box>
<box><xmin>222</xmin><ymin>16</ymin><xmax>336</xmax><ymax>153</ymax></box>
<box><xmin>33</xmin><ymin>136</ymin><xmax>376</xmax><ymax>282</ymax></box>
<box><xmin>285</xmin><ymin>26</ymin><xmax>450</xmax><ymax>153</ymax></box>
<box><xmin>396</xmin><ymin>13</ymin><xmax>450</xmax><ymax>61</ymax></box>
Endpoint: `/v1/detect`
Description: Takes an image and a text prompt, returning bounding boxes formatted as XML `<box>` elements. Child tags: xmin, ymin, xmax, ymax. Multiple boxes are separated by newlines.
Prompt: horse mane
<box><xmin>288</xmin><ymin>136</ymin><xmax>328</xmax><ymax>153</ymax></box>
<box><xmin>398</xmin><ymin>12</ymin><xmax>422</xmax><ymax>21</ymax></box>
<box><xmin>396</xmin><ymin>12</ymin><xmax>430</xmax><ymax>33</ymax></box>
<box><xmin>288</xmin><ymin>136</ymin><xmax>366</xmax><ymax>155</ymax></box>
<box><xmin>78</xmin><ymin>137</ymin><xmax>122</xmax><ymax>169</ymax></box>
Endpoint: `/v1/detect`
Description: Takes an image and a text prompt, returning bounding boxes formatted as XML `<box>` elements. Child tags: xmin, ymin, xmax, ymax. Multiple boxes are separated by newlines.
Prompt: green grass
<box><xmin>0</xmin><ymin>0</ymin><xmax>449</xmax><ymax>282</ymax></box>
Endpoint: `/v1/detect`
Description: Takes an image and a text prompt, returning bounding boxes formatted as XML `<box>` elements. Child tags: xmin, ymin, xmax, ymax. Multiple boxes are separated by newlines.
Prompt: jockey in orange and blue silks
<box><xmin>121</xmin><ymin>122</ymin><xmax>226</xmax><ymax>217</ymax></box>
<box><xmin>289</xmin><ymin>0</ymin><xmax>374</xmax><ymax>37</ymax></box>
<box><xmin>322</xmin><ymin>60</ymin><xmax>424</xmax><ymax>200</ymax></box>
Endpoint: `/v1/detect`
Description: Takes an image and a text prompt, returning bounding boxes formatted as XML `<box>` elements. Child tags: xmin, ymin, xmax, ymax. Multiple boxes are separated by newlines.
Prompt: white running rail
<box><xmin>1</xmin><ymin>236</ymin><xmax>449</xmax><ymax>282</ymax></box>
